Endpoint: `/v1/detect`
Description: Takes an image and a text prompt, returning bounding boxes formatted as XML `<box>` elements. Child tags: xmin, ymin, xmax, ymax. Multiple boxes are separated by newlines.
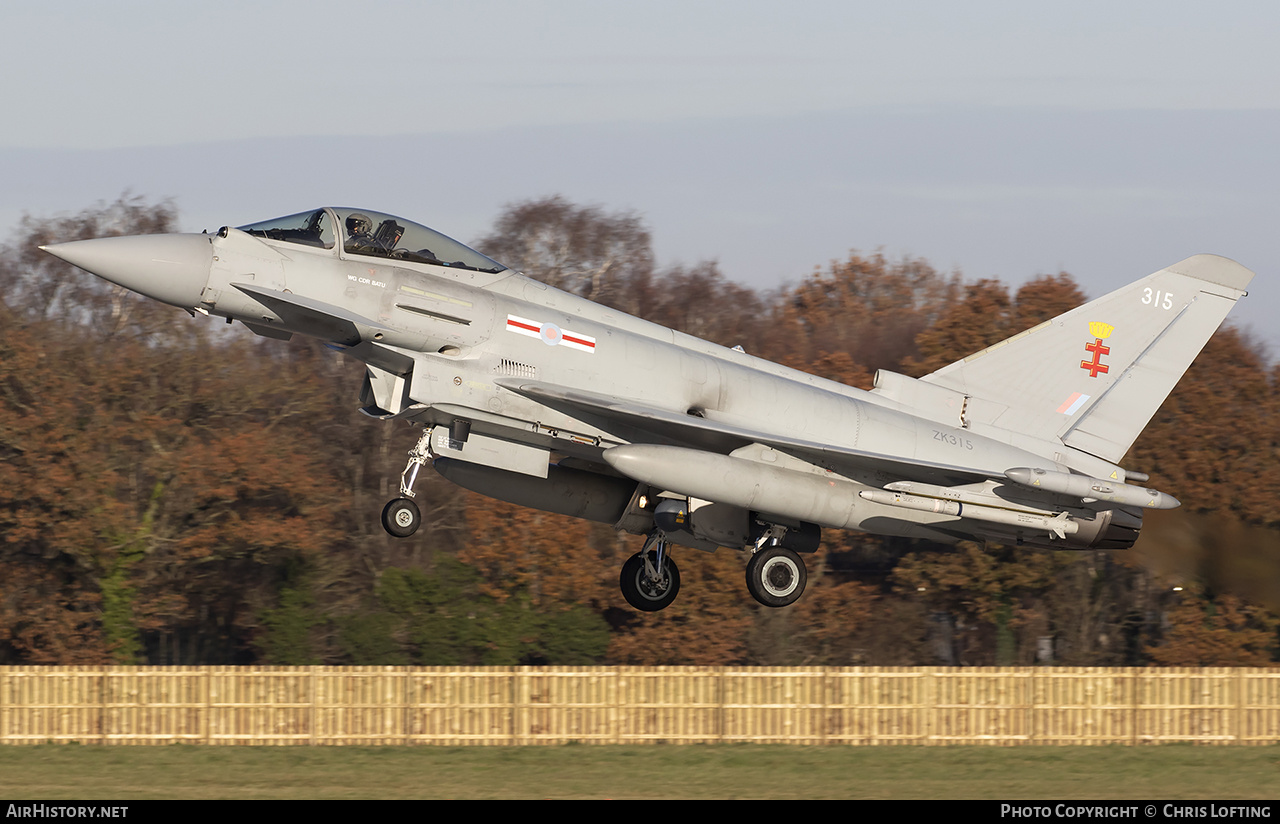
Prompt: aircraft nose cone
<box><xmin>41</xmin><ymin>233</ymin><xmax>213</xmax><ymax>309</ymax></box>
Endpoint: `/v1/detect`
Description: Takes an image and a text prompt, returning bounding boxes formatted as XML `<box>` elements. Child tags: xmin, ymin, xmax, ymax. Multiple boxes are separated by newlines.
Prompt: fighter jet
<box><xmin>40</xmin><ymin>207</ymin><xmax>1255</xmax><ymax>611</ymax></box>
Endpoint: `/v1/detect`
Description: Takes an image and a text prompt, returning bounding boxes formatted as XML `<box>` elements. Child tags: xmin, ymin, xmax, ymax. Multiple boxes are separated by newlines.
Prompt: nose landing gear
<box><xmin>382</xmin><ymin>427</ymin><xmax>433</xmax><ymax>538</ymax></box>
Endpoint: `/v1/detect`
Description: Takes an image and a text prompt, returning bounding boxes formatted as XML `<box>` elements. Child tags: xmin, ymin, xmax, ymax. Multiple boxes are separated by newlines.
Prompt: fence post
<box><xmin>1130</xmin><ymin>668</ymin><xmax>1139</xmax><ymax>746</ymax></box>
<box><xmin>821</xmin><ymin>669</ymin><xmax>830</xmax><ymax>745</ymax></box>
<box><xmin>1234</xmin><ymin>669</ymin><xmax>1242</xmax><ymax>745</ymax></box>
<box><xmin>924</xmin><ymin>668</ymin><xmax>934</xmax><ymax>746</ymax></box>
<box><xmin>203</xmin><ymin>668</ymin><xmax>210</xmax><ymax>746</ymax></box>
<box><xmin>1028</xmin><ymin>668</ymin><xmax>1036</xmax><ymax>745</ymax></box>
<box><xmin>716</xmin><ymin>668</ymin><xmax>725</xmax><ymax>744</ymax></box>
<box><xmin>99</xmin><ymin>667</ymin><xmax>107</xmax><ymax>746</ymax></box>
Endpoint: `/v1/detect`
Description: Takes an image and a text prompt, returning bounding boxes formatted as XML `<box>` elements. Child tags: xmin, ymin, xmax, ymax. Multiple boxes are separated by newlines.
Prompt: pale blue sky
<box><xmin>7</xmin><ymin>1</ymin><xmax>1278</xmax><ymax>148</ymax></box>
<box><xmin>3</xmin><ymin>1</ymin><xmax>1277</xmax><ymax>353</ymax></box>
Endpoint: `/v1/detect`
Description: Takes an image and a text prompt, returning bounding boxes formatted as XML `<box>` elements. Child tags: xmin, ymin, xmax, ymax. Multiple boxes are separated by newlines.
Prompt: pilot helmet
<box><xmin>346</xmin><ymin>213</ymin><xmax>372</xmax><ymax>236</ymax></box>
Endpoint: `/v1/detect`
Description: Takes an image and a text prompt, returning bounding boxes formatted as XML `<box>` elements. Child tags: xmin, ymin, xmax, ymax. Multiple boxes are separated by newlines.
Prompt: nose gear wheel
<box><xmin>382</xmin><ymin>426</ymin><xmax>433</xmax><ymax>538</ymax></box>
<box><xmin>381</xmin><ymin>497</ymin><xmax>421</xmax><ymax>537</ymax></box>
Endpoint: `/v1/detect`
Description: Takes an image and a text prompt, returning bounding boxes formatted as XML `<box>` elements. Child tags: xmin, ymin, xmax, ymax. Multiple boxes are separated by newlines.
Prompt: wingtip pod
<box><xmin>1165</xmin><ymin>254</ymin><xmax>1255</xmax><ymax>294</ymax></box>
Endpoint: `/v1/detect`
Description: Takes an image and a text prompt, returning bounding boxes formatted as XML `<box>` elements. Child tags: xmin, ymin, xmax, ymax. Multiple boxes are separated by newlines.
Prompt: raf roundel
<box><xmin>539</xmin><ymin>323</ymin><xmax>563</xmax><ymax>346</ymax></box>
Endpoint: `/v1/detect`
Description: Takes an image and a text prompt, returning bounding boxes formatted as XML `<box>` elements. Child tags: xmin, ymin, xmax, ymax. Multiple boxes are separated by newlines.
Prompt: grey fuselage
<box><xmin>197</xmin><ymin>215</ymin><xmax>1131</xmax><ymax>552</ymax></box>
<box><xmin>49</xmin><ymin>206</ymin><xmax>1245</xmax><ymax>556</ymax></box>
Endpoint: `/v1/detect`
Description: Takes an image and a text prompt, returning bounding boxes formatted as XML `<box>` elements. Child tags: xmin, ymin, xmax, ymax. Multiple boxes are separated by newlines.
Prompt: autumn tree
<box><xmin>0</xmin><ymin>194</ymin><xmax>179</xmax><ymax>336</ymax></box>
<box><xmin>1146</xmin><ymin>586</ymin><xmax>1278</xmax><ymax>666</ymax></box>
<box><xmin>456</xmin><ymin>494</ymin><xmax>613</xmax><ymax>664</ymax></box>
<box><xmin>639</xmin><ymin>260</ymin><xmax>767</xmax><ymax>350</ymax></box>
<box><xmin>1128</xmin><ymin>328</ymin><xmax>1280</xmax><ymax>525</ymax></box>
<box><xmin>905</xmin><ymin>273</ymin><xmax>1087</xmax><ymax>376</ymax></box>
<box><xmin>761</xmin><ymin>253</ymin><xmax>958</xmax><ymax>381</ymax></box>
<box><xmin>891</xmin><ymin>543</ymin><xmax>1071</xmax><ymax>665</ymax></box>
<box><xmin>473</xmin><ymin>196</ymin><xmax>656</xmax><ymax>314</ymax></box>
<box><xmin>1012</xmin><ymin>273</ymin><xmax>1087</xmax><ymax>330</ymax></box>
<box><xmin>0</xmin><ymin>199</ymin><xmax>354</xmax><ymax>664</ymax></box>
<box><xmin>905</xmin><ymin>280</ymin><xmax>1013</xmax><ymax>376</ymax></box>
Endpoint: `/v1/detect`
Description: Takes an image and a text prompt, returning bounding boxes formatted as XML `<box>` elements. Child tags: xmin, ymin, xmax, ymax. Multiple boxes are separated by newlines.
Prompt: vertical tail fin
<box><xmin>921</xmin><ymin>255</ymin><xmax>1255</xmax><ymax>462</ymax></box>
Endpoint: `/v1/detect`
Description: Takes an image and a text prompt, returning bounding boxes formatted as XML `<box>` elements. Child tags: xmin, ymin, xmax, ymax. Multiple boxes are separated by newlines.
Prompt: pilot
<box><xmin>345</xmin><ymin>213</ymin><xmax>375</xmax><ymax>251</ymax></box>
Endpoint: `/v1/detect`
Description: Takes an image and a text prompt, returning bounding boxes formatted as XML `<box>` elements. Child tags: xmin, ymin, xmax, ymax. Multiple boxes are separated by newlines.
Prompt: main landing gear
<box><xmin>745</xmin><ymin>546</ymin><xmax>807</xmax><ymax>608</ymax></box>
<box><xmin>619</xmin><ymin>531</ymin><xmax>680</xmax><ymax>612</ymax></box>
<box><xmin>744</xmin><ymin>526</ymin><xmax>807</xmax><ymax>608</ymax></box>
<box><xmin>382</xmin><ymin>427</ymin><xmax>432</xmax><ymax>538</ymax></box>
<box><xmin>617</xmin><ymin>527</ymin><xmax>808</xmax><ymax>612</ymax></box>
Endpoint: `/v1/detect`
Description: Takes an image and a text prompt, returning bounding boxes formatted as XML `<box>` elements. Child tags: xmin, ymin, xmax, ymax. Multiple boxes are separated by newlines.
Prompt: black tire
<box><xmin>381</xmin><ymin>497</ymin><xmax>421</xmax><ymax>538</ymax></box>
<box><xmin>619</xmin><ymin>550</ymin><xmax>680</xmax><ymax>612</ymax></box>
<box><xmin>745</xmin><ymin>546</ymin><xmax>807</xmax><ymax>608</ymax></box>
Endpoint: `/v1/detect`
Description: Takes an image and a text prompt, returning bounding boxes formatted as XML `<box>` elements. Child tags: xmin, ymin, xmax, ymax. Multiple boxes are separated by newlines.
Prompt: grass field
<box><xmin>0</xmin><ymin>744</ymin><xmax>1277</xmax><ymax>800</ymax></box>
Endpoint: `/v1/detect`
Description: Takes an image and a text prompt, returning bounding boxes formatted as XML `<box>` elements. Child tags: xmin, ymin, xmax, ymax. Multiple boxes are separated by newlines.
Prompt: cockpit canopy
<box><xmin>237</xmin><ymin>208</ymin><xmax>507</xmax><ymax>274</ymax></box>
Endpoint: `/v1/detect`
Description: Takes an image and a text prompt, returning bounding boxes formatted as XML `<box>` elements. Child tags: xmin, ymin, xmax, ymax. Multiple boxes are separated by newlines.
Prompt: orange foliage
<box><xmin>1147</xmin><ymin>589</ymin><xmax>1278</xmax><ymax>667</ymax></box>
<box><xmin>460</xmin><ymin>494</ymin><xmax>614</xmax><ymax>610</ymax></box>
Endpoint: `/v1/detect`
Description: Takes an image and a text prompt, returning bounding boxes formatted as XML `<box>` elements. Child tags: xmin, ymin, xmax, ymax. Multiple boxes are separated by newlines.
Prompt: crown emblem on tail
<box><xmin>1088</xmin><ymin>321</ymin><xmax>1114</xmax><ymax>339</ymax></box>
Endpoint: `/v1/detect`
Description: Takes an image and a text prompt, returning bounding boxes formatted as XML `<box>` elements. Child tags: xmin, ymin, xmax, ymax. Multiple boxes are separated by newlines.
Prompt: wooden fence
<box><xmin>1</xmin><ymin>666</ymin><xmax>1277</xmax><ymax>746</ymax></box>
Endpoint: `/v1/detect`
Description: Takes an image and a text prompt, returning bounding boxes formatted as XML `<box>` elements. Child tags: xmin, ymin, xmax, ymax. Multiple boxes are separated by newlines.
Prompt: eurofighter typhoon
<box><xmin>41</xmin><ymin>208</ymin><xmax>1255</xmax><ymax>611</ymax></box>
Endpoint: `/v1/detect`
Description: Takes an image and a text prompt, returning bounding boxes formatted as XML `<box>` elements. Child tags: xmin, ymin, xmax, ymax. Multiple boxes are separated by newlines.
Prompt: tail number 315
<box><xmin>1142</xmin><ymin>288</ymin><xmax>1173</xmax><ymax>310</ymax></box>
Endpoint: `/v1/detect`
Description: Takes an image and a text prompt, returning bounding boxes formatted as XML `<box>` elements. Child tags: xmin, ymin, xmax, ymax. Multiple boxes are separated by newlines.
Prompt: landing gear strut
<box><xmin>382</xmin><ymin>427</ymin><xmax>433</xmax><ymax>538</ymax></box>
<box><xmin>619</xmin><ymin>531</ymin><xmax>681</xmax><ymax>611</ymax></box>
